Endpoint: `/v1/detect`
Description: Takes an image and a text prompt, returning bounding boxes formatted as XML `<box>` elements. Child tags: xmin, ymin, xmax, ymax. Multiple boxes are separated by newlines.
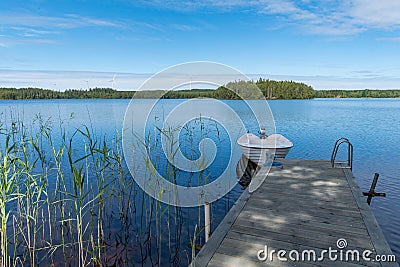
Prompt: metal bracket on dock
<box><xmin>363</xmin><ymin>173</ymin><xmax>386</xmax><ymax>205</ymax></box>
<box><xmin>331</xmin><ymin>137</ymin><xmax>353</xmax><ymax>171</ymax></box>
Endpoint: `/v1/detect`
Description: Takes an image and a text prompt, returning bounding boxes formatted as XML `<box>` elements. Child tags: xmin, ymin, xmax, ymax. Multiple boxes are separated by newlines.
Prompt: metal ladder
<box><xmin>331</xmin><ymin>138</ymin><xmax>353</xmax><ymax>171</ymax></box>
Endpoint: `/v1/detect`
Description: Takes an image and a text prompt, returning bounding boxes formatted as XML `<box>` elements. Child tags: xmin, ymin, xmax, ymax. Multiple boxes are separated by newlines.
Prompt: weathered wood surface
<box><xmin>191</xmin><ymin>159</ymin><xmax>398</xmax><ymax>267</ymax></box>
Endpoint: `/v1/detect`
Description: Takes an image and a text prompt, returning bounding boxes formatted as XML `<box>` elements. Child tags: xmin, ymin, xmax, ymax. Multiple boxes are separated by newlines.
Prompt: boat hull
<box><xmin>237</xmin><ymin>133</ymin><xmax>293</xmax><ymax>165</ymax></box>
<box><xmin>238</xmin><ymin>146</ymin><xmax>274</xmax><ymax>165</ymax></box>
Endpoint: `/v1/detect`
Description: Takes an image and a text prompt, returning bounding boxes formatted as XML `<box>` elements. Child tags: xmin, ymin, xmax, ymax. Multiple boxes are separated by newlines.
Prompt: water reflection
<box><xmin>236</xmin><ymin>154</ymin><xmax>260</xmax><ymax>189</ymax></box>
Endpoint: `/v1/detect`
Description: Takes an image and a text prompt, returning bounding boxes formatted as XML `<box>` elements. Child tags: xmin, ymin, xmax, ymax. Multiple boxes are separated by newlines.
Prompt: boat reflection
<box><xmin>236</xmin><ymin>154</ymin><xmax>261</xmax><ymax>189</ymax></box>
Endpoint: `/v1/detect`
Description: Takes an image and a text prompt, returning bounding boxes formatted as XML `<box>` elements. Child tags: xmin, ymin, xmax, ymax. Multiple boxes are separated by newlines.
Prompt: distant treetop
<box><xmin>0</xmin><ymin>80</ymin><xmax>399</xmax><ymax>100</ymax></box>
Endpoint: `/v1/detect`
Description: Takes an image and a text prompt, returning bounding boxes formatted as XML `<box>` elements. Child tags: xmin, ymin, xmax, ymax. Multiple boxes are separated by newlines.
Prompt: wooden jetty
<box><xmin>191</xmin><ymin>159</ymin><xmax>398</xmax><ymax>267</ymax></box>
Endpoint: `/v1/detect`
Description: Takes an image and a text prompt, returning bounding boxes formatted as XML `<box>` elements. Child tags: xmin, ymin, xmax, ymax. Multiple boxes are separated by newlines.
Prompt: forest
<box><xmin>314</xmin><ymin>89</ymin><xmax>400</xmax><ymax>98</ymax></box>
<box><xmin>0</xmin><ymin>79</ymin><xmax>399</xmax><ymax>100</ymax></box>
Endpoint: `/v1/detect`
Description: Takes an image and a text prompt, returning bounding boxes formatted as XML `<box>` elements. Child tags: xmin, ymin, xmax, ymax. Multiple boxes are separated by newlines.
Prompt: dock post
<box><xmin>204</xmin><ymin>202</ymin><xmax>210</xmax><ymax>242</ymax></box>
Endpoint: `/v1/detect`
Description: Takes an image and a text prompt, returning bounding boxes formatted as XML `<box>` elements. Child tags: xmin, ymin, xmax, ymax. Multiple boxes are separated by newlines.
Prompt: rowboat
<box><xmin>237</xmin><ymin>132</ymin><xmax>293</xmax><ymax>165</ymax></box>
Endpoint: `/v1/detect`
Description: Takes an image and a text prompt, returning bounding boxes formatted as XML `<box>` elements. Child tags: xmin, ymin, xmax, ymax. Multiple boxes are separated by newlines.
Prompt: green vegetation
<box><xmin>0</xmin><ymin>116</ymin><xmax>131</xmax><ymax>266</ymax></box>
<box><xmin>0</xmin><ymin>79</ymin><xmax>315</xmax><ymax>100</ymax></box>
<box><xmin>0</xmin><ymin>87</ymin><xmax>135</xmax><ymax>99</ymax></box>
<box><xmin>0</xmin><ymin>113</ymin><xmax>229</xmax><ymax>266</ymax></box>
<box><xmin>214</xmin><ymin>79</ymin><xmax>315</xmax><ymax>99</ymax></box>
<box><xmin>314</xmin><ymin>89</ymin><xmax>400</xmax><ymax>98</ymax></box>
<box><xmin>1</xmin><ymin>80</ymin><xmax>399</xmax><ymax>100</ymax></box>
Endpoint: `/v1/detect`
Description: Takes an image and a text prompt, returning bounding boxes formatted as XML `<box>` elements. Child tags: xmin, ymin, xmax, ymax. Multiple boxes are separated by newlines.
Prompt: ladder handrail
<box><xmin>331</xmin><ymin>138</ymin><xmax>353</xmax><ymax>170</ymax></box>
<box><xmin>330</xmin><ymin>138</ymin><xmax>349</xmax><ymax>166</ymax></box>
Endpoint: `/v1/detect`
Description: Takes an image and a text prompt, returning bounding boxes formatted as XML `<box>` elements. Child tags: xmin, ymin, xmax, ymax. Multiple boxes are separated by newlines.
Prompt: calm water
<box><xmin>1</xmin><ymin>98</ymin><xmax>399</xmax><ymax>264</ymax></box>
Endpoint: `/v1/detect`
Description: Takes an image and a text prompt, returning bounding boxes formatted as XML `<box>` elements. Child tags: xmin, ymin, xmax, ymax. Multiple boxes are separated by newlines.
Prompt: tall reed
<box><xmin>0</xmin><ymin>112</ymin><xmax>234</xmax><ymax>266</ymax></box>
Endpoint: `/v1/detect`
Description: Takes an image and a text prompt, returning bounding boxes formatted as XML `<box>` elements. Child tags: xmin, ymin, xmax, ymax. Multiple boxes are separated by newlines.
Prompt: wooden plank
<box><xmin>238</xmin><ymin>209</ymin><xmax>367</xmax><ymax>229</ymax></box>
<box><xmin>217</xmin><ymin>242</ymin><xmax>320</xmax><ymax>267</ymax></box>
<box><xmin>234</xmin><ymin>216</ymin><xmax>369</xmax><ymax>236</ymax></box>
<box><xmin>190</xmin><ymin>159</ymin><xmax>397</xmax><ymax>267</ymax></box>
<box><xmin>251</xmin><ymin>194</ymin><xmax>359</xmax><ymax>213</ymax></box>
<box><xmin>256</xmin><ymin>188</ymin><xmax>357</xmax><ymax>204</ymax></box>
<box><xmin>234</xmin><ymin>217</ymin><xmax>370</xmax><ymax>244</ymax></box>
<box><xmin>249</xmin><ymin>192</ymin><xmax>360</xmax><ymax>213</ymax></box>
<box><xmin>244</xmin><ymin>198</ymin><xmax>364</xmax><ymax>219</ymax></box>
<box><xmin>240</xmin><ymin>206</ymin><xmax>364</xmax><ymax>226</ymax></box>
<box><xmin>261</xmin><ymin>175</ymin><xmax>352</xmax><ymax>186</ymax></box>
<box><xmin>261</xmin><ymin>178</ymin><xmax>350</xmax><ymax>189</ymax></box>
<box><xmin>230</xmin><ymin>224</ymin><xmax>374</xmax><ymax>252</ymax></box>
<box><xmin>207</xmin><ymin>253</ymin><xmax>278</xmax><ymax>267</ymax></box>
<box><xmin>245</xmin><ymin>197</ymin><xmax>361</xmax><ymax>217</ymax></box>
<box><xmin>239</xmin><ymin>208</ymin><xmax>365</xmax><ymax>229</ymax></box>
<box><xmin>220</xmin><ymin>237</ymin><xmax>379</xmax><ymax>267</ymax></box>
<box><xmin>225</xmin><ymin>231</ymin><xmax>381</xmax><ymax>267</ymax></box>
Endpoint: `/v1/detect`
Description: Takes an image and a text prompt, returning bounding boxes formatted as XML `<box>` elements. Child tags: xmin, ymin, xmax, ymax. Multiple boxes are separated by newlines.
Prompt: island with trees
<box><xmin>0</xmin><ymin>78</ymin><xmax>399</xmax><ymax>100</ymax></box>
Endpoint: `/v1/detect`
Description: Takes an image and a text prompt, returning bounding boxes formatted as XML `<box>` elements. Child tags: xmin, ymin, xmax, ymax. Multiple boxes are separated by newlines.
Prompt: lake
<box><xmin>0</xmin><ymin>98</ymin><xmax>399</xmax><ymax>266</ymax></box>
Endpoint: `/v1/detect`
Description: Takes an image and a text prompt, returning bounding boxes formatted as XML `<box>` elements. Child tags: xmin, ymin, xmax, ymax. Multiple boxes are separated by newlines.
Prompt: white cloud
<box><xmin>0</xmin><ymin>12</ymin><xmax>124</xmax><ymax>47</ymax></box>
<box><xmin>10</xmin><ymin>27</ymin><xmax>59</xmax><ymax>36</ymax></box>
<box><xmin>261</xmin><ymin>0</ymin><xmax>400</xmax><ymax>35</ymax></box>
<box><xmin>5</xmin><ymin>1</ymin><xmax>398</xmax><ymax>38</ymax></box>
<box><xmin>0</xmin><ymin>70</ymin><xmax>399</xmax><ymax>90</ymax></box>
<box><xmin>0</xmin><ymin>36</ymin><xmax>59</xmax><ymax>46</ymax></box>
<box><xmin>252</xmin><ymin>73</ymin><xmax>400</xmax><ymax>90</ymax></box>
<box><xmin>257</xmin><ymin>0</ymin><xmax>363</xmax><ymax>35</ymax></box>
<box><xmin>169</xmin><ymin>23</ymin><xmax>199</xmax><ymax>31</ymax></box>
<box><xmin>377</xmin><ymin>36</ymin><xmax>400</xmax><ymax>42</ymax></box>
<box><xmin>0</xmin><ymin>13</ymin><xmax>122</xmax><ymax>30</ymax></box>
<box><xmin>133</xmin><ymin>0</ymin><xmax>256</xmax><ymax>12</ymax></box>
<box><xmin>136</xmin><ymin>0</ymin><xmax>400</xmax><ymax>35</ymax></box>
<box><xmin>349</xmin><ymin>0</ymin><xmax>400</xmax><ymax>29</ymax></box>
<box><xmin>261</xmin><ymin>0</ymin><xmax>303</xmax><ymax>16</ymax></box>
<box><xmin>0</xmin><ymin>70</ymin><xmax>150</xmax><ymax>91</ymax></box>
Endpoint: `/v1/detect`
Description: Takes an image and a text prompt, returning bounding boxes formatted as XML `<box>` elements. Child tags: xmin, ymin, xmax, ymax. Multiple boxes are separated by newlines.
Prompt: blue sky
<box><xmin>1</xmin><ymin>0</ymin><xmax>400</xmax><ymax>90</ymax></box>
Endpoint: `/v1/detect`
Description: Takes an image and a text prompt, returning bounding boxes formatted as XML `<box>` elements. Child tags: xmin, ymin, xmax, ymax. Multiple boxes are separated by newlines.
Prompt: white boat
<box><xmin>237</xmin><ymin>132</ymin><xmax>293</xmax><ymax>165</ymax></box>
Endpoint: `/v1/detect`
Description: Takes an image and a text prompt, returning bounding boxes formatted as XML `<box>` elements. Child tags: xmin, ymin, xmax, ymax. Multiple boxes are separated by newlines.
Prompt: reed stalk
<box><xmin>0</xmin><ymin>112</ymin><xmax>230</xmax><ymax>266</ymax></box>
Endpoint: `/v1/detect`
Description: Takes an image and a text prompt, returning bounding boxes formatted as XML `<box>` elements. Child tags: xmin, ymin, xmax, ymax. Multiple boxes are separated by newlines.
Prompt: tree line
<box><xmin>0</xmin><ymin>88</ymin><xmax>135</xmax><ymax>100</ymax></box>
<box><xmin>0</xmin><ymin>80</ymin><xmax>399</xmax><ymax>100</ymax></box>
<box><xmin>314</xmin><ymin>89</ymin><xmax>400</xmax><ymax>98</ymax></box>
